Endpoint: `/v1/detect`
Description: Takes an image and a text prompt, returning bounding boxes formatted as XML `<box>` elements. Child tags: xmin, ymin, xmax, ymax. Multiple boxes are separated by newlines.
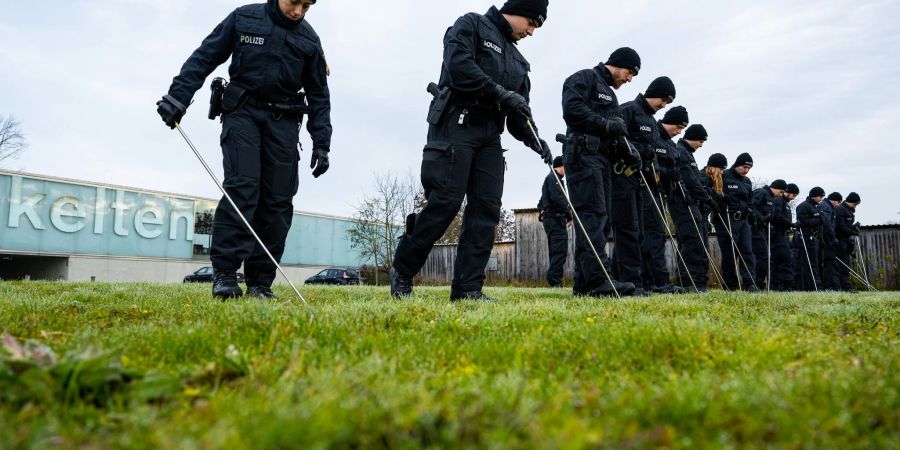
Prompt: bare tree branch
<box><xmin>0</xmin><ymin>115</ymin><xmax>27</xmax><ymax>166</ymax></box>
<box><xmin>347</xmin><ymin>170</ymin><xmax>422</xmax><ymax>283</ymax></box>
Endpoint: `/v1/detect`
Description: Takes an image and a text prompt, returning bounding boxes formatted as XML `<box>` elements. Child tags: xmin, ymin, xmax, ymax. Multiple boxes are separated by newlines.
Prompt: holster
<box><xmin>426</xmin><ymin>83</ymin><xmax>453</xmax><ymax>125</ymax></box>
<box><xmin>208</xmin><ymin>77</ymin><xmax>227</xmax><ymax>120</ymax></box>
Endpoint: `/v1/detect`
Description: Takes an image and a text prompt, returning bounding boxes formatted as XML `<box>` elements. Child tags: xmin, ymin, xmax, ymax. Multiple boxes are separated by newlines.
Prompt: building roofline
<box><xmin>0</xmin><ymin>168</ymin><xmax>356</xmax><ymax>222</ymax></box>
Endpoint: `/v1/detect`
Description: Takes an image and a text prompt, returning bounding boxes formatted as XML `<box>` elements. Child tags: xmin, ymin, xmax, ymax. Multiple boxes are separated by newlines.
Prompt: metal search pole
<box><xmin>174</xmin><ymin>123</ymin><xmax>315</xmax><ymax>319</ymax></box>
<box><xmin>855</xmin><ymin>237</ymin><xmax>873</xmax><ymax>290</ymax></box>
<box><xmin>796</xmin><ymin>227</ymin><xmax>819</xmax><ymax>292</ymax></box>
<box><xmin>526</xmin><ymin>123</ymin><xmax>620</xmax><ymax>298</ymax></box>
<box><xmin>834</xmin><ymin>257</ymin><xmax>879</xmax><ymax>291</ymax></box>
<box><xmin>677</xmin><ymin>182</ymin><xmax>727</xmax><ymax>288</ymax></box>
<box><xmin>628</xmin><ymin>138</ymin><xmax>698</xmax><ymax>292</ymax></box>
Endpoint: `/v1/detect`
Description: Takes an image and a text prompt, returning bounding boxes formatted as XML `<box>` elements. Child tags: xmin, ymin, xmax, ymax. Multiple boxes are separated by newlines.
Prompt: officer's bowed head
<box><xmin>683</xmin><ymin>124</ymin><xmax>708</xmax><ymax>149</ymax></box>
<box><xmin>272</xmin><ymin>0</ymin><xmax>316</xmax><ymax>23</ymax></box>
<box><xmin>605</xmin><ymin>47</ymin><xmax>641</xmax><ymax>88</ymax></box>
<box><xmin>644</xmin><ymin>76</ymin><xmax>676</xmax><ymax>111</ymax></box>
<box><xmin>732</xmin><ymin>152</ymin><xmax>753</xmax><ymax>176</ymax></box>
<box><xmin>809</xmin><ymin>186</ymin><xmax>826</xmax><ymax>202</ymax></box>
<box><xmin>660</xmin><ymin>106</ymin><xmax>689</xmax><ymax>138</ymax></box>
<box><xmin>499</xmin><ymin>0</ymin><xmax>549</xmax><ymax>41</ymax></box>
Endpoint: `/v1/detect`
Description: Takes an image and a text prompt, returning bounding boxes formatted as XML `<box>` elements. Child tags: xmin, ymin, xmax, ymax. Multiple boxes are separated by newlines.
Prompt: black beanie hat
<box><xmin>771</xmin><ymin>179</ymin><xmax>787</xmax><ymax>190</ymax></box>
<box><xmin>846</xmin><ymin>192</ymin><xmax>861</xmax><ymax>203</ymax></box>
<box><xmin>684</xmin><ymin>124</ymin><xmax>708</xmax><ymax>141</ymax></box>
<box><xmin>606</xmin><ymin>47</ymin><xmax>641</xmax><ymax>75</ymax></box>
<box><xmin>828</xmin><ymin>192</ymin><xmax>843</xmax><ymax>202</ymax></box>
<box><xmin>786</xmin><ymin>183</ymin><xmax>800</xmax><ymax>195</ymax></box>
<box><xmin>809</xmin><ymin>186</ymin><xmax>826</xmax><ymax>197</ymax></box>
<box><xmin>500</xmin><ymin>0</ymin><xmax>549</xmax><ymax>26</ymax></box>
<box><xmin>661</xmin><ymin>106</ymin><xmax>689</xmax><ymax>126</ymax></box>
<box><xmin>733</xmin><ymin>152</ymin><xmax>753</xmax><ymax>168</ymax></box>
<box><xmin>644</xmin><ymin>76</ymin><xmax>676</xmax><ymax>101</ymax></box>
<box><xmin>707</xmin><ymin>153</ymin><xmax>727</xmax><ymax>169</ymax></box>
<box><xmin>553</xmin><ymin>156</ymin><xmax>563</xmax><ymax>168</ymax></box>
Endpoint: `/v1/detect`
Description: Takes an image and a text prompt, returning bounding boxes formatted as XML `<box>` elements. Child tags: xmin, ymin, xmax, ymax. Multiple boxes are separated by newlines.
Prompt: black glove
<box><xmin>526</xmin><ymin>136</ymin><xmax>553</xmax><ymax>165</ymax></box>
<box><xmin>491</xmin><ymin>84</ymin><xmax>531</xmax><ymax>118</ymax></box>
<box><xmin>605</xmin><ymin>117</ymin><xmax>628</xmax><ymax>137</ymax></box>
<box><xmin>538</xmin><ymin>211</ymin><xmax>544</xmax><ymax>222</ymax></box>
<box><xmin>156</xmin><ymin>95</ymin><xmax>186</xmax><ymax>129</ymax></box>
<box><xmin>310</xmin><ymin>147</ymin><xmax>330</xmax><ymax>178</ymax></box>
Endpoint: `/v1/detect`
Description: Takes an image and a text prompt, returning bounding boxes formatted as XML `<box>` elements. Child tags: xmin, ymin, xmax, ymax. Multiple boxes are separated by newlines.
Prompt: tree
<box><xmin>0</xmin><ymin>115</ymin><xmax>27</xmax><ymax>166</ymax></box>
<box><xmin>347</xmin><ymin>171</ymin><xmax>421</xmax><ymax>284</ymax></box>
<box><xmin>435</xmin><ymin>201</ymin><xmax>516</xmax><ymax>244</ymax></box>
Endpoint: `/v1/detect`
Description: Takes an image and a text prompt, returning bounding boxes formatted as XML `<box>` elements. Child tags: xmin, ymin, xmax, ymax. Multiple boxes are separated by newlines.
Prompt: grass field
<box><xmin>0</xmin><ymin>282</ymin><xmax>897</xmax><ymax>449</ymax></box>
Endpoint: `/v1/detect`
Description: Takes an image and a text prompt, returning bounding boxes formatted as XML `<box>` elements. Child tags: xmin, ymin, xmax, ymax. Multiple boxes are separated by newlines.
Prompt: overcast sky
<box><xmin>2</xmin><ymin>0</ymin><xmax>899</xmax><ymax>225</ymax></box>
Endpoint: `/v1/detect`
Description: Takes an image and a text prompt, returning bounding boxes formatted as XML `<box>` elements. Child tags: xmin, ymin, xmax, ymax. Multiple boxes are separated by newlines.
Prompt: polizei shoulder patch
<box><xmin>483</xmin><ymin>40</ymin><xmax>502</xmax><ymax>54</ymax></box>
<box><xmin>240</xmin><ymin>35</ymin><xmax>265</xmax><ymax>46</ymax></box>
<box><xmin>598</xmin><ymin>93</ymin><xmax>613</xmax><ymax>101</ymax></box>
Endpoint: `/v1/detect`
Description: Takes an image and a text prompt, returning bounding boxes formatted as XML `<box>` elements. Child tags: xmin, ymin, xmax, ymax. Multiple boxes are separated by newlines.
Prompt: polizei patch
<box><xmin>655</xmin><ymin>148</ymin><xmax>667</xmax><ymax>154</ymax></box>
<box><xmin>598</xmin><ymin>93</ymin><xmax>613</xmax><ymax>101</ymax></box>
<box><xmin>483</xmin><ymin>40</ymin><xmax>502</xmax><ymax>54</ymax></box>
<box><xmin>240</xmin><ymin>35</ymin><xmax>265</xmax><ymax>46</ymax></box>
<box><xmin>640</xmin><ymin>125</ymin><xmax>652</xmax><ymax>132</ymax></box>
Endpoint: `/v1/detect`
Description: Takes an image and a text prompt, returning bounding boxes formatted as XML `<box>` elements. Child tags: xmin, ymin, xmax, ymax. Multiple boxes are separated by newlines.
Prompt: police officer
<box><xmin>819</xmin><ymin>192</ymin><xmax>842</xmax><ymax>290</ymax></box>
<box><xmin>794</xmin><ymin>186</ymin><xmax>826</xmax><ymax>291</ymax></box>
<box><xmin>610</xmin><ymin>76</ymin><xmax>676</xmax><ymax>296</ymax></box>
<box><xmin>642</xmin><ymin>106</ymin><xmax>688</xmax><ymax>293</ymax></box>
<box><xmin>157</xmin><ymin>0</ymin><xmax>332</xmax><ymax>299</ymax></box>
<box><xmin>750</xmin><ymin>179</ymin><xmax>786</xmax><ymax>290</ymax></box>
<box><xmin>538</xmin><ymin>156</ymin><xmax>571</xmax><ymax>287</ymax></box>
<box><xmin>834</xmin><ymin>192</ymin><xmax>861</xmax><ymax>291</ymax></box>
<box><xmin>561</xmin><ymin>47</ymin><xmax>642</xmax><ymax>297</ymax></box>
<box><xmin>391</xmin><ymin>0</ymin><xmax>553</xmax><ymax>301</ymax></box>
<box><xmin>770</xmin><ymin>183</ymin><xmax>799</xmax><ymax>291</ymax></box>
<box><xmin>699</xmin><ymin>153</ymin><xmax>728</xmax><ymax>249</ymax></box>
<box><xmin>670</xmin><ymin>124</ymin><xmax>715</xmax><ymax>292</ymax></box>
<box><xmin>714</xmin><ymin>153</ymin><xmax>758</xmax><ymax>291</ymax></box>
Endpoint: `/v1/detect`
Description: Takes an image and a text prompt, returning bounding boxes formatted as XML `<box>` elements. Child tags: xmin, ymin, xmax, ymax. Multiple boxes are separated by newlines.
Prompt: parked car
<box><xmin>304</xmin><ymin>268</ymin><xmax>360</xmax><ymax>285</ymax></box>
<box><xmin>183</xmin><ymin>266</ymin><xmax>245</xmax><ymax>283</ymax></box>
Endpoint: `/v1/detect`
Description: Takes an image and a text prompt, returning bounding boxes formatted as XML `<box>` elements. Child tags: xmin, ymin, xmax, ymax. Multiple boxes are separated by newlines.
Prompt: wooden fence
<box><xmin>418</xmin><ymin>209</ymin><xmax>899</xmax><ymax>290</ymax></box>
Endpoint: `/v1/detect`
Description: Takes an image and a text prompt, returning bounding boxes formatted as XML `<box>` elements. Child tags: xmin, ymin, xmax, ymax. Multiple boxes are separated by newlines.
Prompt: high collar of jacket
<box><xmin>728</xmin><ymin>167</ymin><xmax>745</xmax><ymax>180</ymax></box>
<box><xmin>656</xmin><ymin>121</ymin><xmax>670</xmax><ymax>141</ymax></box>
<box><xmin>267</xmin><ymin>0</ymin><xmax>302</xmax><ymax>30</ymax></box>
<box><xmin>593</xmin><ymin>64</ymin><xmax>614</xmax><ymax>86</ymax></box>
<box><xmin>676</xmin><ymin>138</ymin><xmax>694</xmax><ymax>154</ymax></box>
<box><xmin>842</xmin><ymin>202</ymin><xmax>856</xmax><ymax>212</ymax></box>
<box><xmin>486</xmin><ymin>6</ymin><xmax>516</xmax><ymax>42</ymax></box>
<box><xmin>806</xmin><ymin>197</ymin><xmax>819</xmax><ymax>205</ymax></box>
<box><xmin>636</xmin><ymin>93</ymin><xmax>656</xmax><ymax>115</ymax></box>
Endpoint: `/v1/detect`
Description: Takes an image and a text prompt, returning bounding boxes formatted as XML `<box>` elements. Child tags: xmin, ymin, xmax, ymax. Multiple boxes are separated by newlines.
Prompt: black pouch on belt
<box><xmin>426</xmin><ymin>82</ymin><xmax>453</xmax><ymax>126</ymax></box>
<box><xmin>221</xmin><ymin>82</ymin><xmax>247</xmax><ymax>113</ymax></box>
<box><xmin>208</xmin><ymin>77</ymin><xmax>227</xmax><ymax>120</ymax></box>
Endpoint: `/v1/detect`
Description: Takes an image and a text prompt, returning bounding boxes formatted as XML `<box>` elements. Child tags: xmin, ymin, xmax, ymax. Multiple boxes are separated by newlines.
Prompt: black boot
<box><xmin>588</xmin><ymin>280</ymin><xmax>636</xmax><ymax>298</ymax></box>
<box><xmin>247</xmin><ymin>285</ymin><xmax>278</xmax><ymax>299</ymax></box>
<box><xmin>652</xmin><ymin>284</ymin><xmax>682</xmax><ymax>294</ymax></box>
<box><xmin>390</xmin><ymin>268</ymin><xmax>413</xmax><ymax>298</ymax></box>
<box><xmin>212</xmin><ymin>270</ymin><xmax>243</xmax><ymax>299</ymax></box>
<box><xmin>631</xmin><ymin>287</ymin><xmax>651</xmax><ymax>297</ymax></box>
<box><xmin>450</xmin><ymin>290</ymin><xmax>496</xmax><ymax>302</ymax></box>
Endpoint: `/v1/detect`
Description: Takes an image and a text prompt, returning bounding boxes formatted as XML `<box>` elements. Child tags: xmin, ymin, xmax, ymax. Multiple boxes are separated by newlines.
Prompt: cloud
<box><xmin>2</xmin><ymin>0</ymin><xmax>899</xmax><ymax>225</ymax></box>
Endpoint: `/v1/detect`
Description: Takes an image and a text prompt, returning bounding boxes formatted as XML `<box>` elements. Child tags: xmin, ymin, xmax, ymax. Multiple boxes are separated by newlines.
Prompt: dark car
<box><xmin>183</xmin><ymin>266</ymin><xmax>245</xmax><ymax>283</ymax></box>
<box><xmin>304</xmin><ymin>268</ymin><xmax>361</xmax><ymax>285</ymax></box>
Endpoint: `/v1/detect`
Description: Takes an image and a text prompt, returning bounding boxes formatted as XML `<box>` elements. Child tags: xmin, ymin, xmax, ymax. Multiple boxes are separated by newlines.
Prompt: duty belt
<box><xmin>570</xmin><ymin>133</ymin><xmax>610</xmax><ymax>156</ymax></box>
<box><xmin>730</xmin><ymin>210</ymin><xmax>749</xmax><ymax>221</ymax></box>
<box><xmin>246</xmin><ymin>94</ymin><xmax>310</xmax><ymax>116</ymax></box>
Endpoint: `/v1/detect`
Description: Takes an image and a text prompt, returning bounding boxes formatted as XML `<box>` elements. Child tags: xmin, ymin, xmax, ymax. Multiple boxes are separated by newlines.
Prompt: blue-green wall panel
<box><xmin>0</xmin><ymin>173</ymin><xmax>364</xmax><ymax>267</ymax></box>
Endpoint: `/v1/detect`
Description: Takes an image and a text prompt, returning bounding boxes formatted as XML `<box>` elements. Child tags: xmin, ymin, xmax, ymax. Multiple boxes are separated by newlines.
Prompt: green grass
<box><xmin>0</xmin><ymin>282</ymin><xmax>897</xmax><ymax>449</ymax></box>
